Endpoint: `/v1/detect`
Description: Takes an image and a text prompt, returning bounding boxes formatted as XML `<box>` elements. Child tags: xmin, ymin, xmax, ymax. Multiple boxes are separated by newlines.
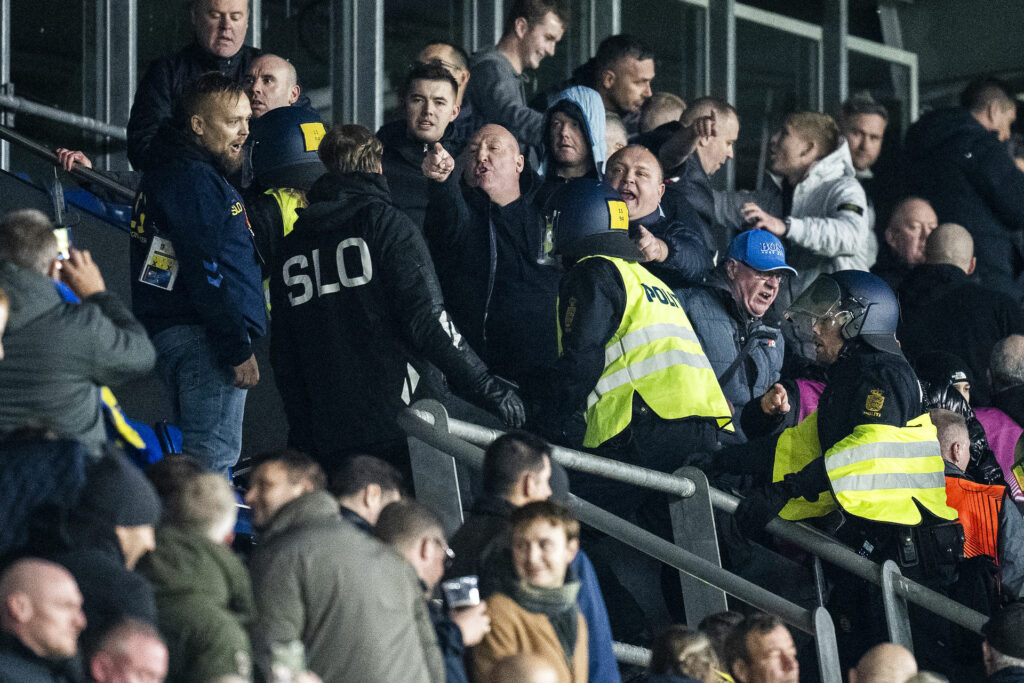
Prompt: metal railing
<box><xmin>399</xmin><ymin>400</ymin><xmax>843</xmax><ymax>682</ymax></box>
<box><xmin>0</xmin><ymin>123</ymin><xmax>136</xmax><ymax>204</ymax></box>
<box><xmin>399</xmin><ymin>399</ymin><xmax>988</xmax><ymax>669</ymax></box>
<box><xmin>0</xmin><ymin>94</ymin><xmax>127</xmax><ymax>141</ymax></box>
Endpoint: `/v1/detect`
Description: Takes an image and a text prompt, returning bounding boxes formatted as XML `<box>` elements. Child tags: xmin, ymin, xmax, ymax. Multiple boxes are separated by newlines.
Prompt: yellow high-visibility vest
<box><xmin>773</xmin><ymin>411</ymin><xmax>837</xmax><ymax>520</ymax></box>
<box><xmin>263</xmin><ymin>188</ymin><xmax>308</xmax><ymax>312</ymax></box>
<box><xmin>558</xmin><ymin>255</ymin><xmax>732</xmax><ymax>448</ymax></box>
<box><xmin>825</xmin><ymin>413</ymin><xmax>958</xmax><ymax>525</ymax></box>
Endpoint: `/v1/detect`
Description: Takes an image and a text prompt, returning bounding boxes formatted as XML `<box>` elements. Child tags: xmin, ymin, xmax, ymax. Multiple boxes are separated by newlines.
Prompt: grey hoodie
<box><xmin>0</xmin><ymin>260</ymin><xmax>155</xmax><ymax>456</ymax></box>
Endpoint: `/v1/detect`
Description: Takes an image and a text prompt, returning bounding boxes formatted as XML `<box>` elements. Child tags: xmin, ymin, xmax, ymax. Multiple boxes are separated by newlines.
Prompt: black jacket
<box><xmin>632</xmin><ymin>208</ymin><xmax>714</xmax><ymax>290</ymax></box>
<box><xmin>898</xmin><ymin>263</ymin><xmax>1024</xmax><ymax>405</ymax></box>
<box><xmin>377</xmin><ymin>119</ymin><xmax>466</xmax><ymax>228</ymax></box>
<box><xmin>904</xmin><ymin>107</ymin><xmax>1024</xmax><ymax>299</ymax></box>
<box><xmin>268</xmin><ymin>172</ymin><xmax>508</xmax><ymax>457</ymax></box>
<box><xmin>130</xmin><ymin>128</ymin><xmax>267</xmax><ymax>367</ymax></box>
<box><xmin>423</xmin><ymin>170</ymin><xmax>562</xmax><ymax>396</ymax></box>
<box><xmin>428</xmin><ymin>600</ymin><xmax>469</xmax><ymax>683</ymax></box>
<box><xmin>128</xmin><ymin>42</ymin><xmax>262</xmax><ymax>171</ymax></box>
<box><xmin>0</xmin><ymin>634</ymin><xmax>83</xmax><ymax>683</ymax></box>
<box><xmin>662</xmin><ymin>153</ymin><xmax>723</xmax><ymax>259</ymax></box>
<box><xmin>993</xmin><ymin>384</ymin><xmax>1024</xmax><ymax>426</ymax></box>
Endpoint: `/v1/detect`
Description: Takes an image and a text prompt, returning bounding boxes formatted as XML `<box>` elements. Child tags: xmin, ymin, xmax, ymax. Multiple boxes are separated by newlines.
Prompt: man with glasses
<box><xmin>681</xmin><ymin>230</ymin><xmax>796</xmax><ymax>442</ymax></box>
<box><xmin>376</xmin><ymin>499</ymin><xmax>491</xmax><ymax>683</ymax></box>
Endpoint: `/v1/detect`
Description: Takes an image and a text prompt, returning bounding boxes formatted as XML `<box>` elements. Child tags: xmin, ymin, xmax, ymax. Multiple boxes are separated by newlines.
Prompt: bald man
<box><xmin>0</xmin><ymin>558</ymin><xmax>87</xmax><ymax>679</ymax></box>
<box><xmin>871</xmin><ymin>197</ymin><xmax>938</xmax><ymax>291</ymax></box>
<box><xmin>899</xmin><ymin>222</ymin><xmax>1024</xmax><ymax>405</ymax></box>
<box><xmin>422</xmin><ymin>124</ymin><xmax>561</xmax><ymax>398</ymax></box>
<box><xmin>849</xmin><ymin>643</ymin><xmax>917</xmax><ymax>683</ymax></box>
<box><xmin>245</xmin><ymin>54</ymin><xmax>301</xmax><ymax>118</ymax></box>
<box><xmin>604</xmin><ymin>144</ymin><xmax>713</xmax><ymax>288</ymax></box>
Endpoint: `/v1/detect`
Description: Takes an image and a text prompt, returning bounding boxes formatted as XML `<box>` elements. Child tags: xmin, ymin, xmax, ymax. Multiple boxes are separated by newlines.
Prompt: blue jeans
<box><xmin>152</xmin><ymin>325</ymin><xmax>246</xmax><ymax>476</ymax></box>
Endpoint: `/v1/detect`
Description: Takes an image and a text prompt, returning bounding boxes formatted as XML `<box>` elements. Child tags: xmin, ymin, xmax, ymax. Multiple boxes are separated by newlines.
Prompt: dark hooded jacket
<box><xmin>898</xmin><ymin>263</ymin><xmax>1024</xmax><ymax>406</ymax></box>
<box><xmin>535</xmin><ymin>87</ymin><xmax>607</xmax><ymax>210</ymax></box>
<box><xmin>904</xmin><ymin>107</ymin><xmax>1024</xmax><ymax>299</ymax></box>
<box><xmin>128</xmin><ymin>42</ymin><xmax>262</xmax><ymax>171</ymax></box>
<box><xmin>0</xmin><ymin>633</ymin><xmax>83</xmax><ymax>683</ymax></box>
<box><xmin>423</xmin><ymin>164</ymin><xmax>562</xmax><ymax>397</ymax></box>
<box><xmin>269</xmin><ymin>171</ymin><xmax>510</xmax><ymax>456</ymax></box>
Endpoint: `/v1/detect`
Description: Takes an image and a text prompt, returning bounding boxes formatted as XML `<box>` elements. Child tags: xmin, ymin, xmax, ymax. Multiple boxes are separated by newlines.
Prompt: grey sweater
<box><xmin>467</xmin><ymin>47</ymin><xmax>544</xmax><ymax>150</ymax></box>
<box><xmin>0</xmin><ymin>260</ymin><xmax>155</xmax><ymax>456</ymax></box>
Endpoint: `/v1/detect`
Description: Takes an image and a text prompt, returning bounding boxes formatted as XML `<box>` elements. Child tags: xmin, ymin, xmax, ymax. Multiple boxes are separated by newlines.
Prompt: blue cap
<box><xmin>727</xmin><ymin>229</ymin><xmax>797</xmax><ymax>275</ymax></box>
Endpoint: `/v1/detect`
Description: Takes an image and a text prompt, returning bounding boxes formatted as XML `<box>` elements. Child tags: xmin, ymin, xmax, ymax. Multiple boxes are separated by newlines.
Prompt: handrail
<box><xmin>402</xmin><ymin>403</ymin><xmax>988</xmax><ymax>636</ymax></box>
<box><xmin>0</xmin><ymin>124</ymin><xmax>136</xmax><ymax>203</ymax></box>
<box><xmin>398</xmin><ymin>402</ymin><xmax>843</xmax><ymax>682</ymax></box>
<box><xmin>0</xmin><ymin>93</ymin><xmax>127</xmax><ymax>140</ymax></box>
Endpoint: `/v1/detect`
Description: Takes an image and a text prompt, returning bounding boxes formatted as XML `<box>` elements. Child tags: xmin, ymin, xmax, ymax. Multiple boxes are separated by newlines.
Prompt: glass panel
<box><xmin>259</xmin><ymin>0</ymin><xmax>333</xmax><ymax>97</ymax></box>
<box><xmin>137</xmin><ymin>1</ymin><xmax>196</xmax><ymax>80</ymax></box>
<box><xmin>8</xmin><ymin>0</ymin><xmax>92</xmax><ymax>176</ymax></box>
<box><xmin>733</xmin><ymin>19</ymin><xmax>819</xmax><ymax>190</ymax></box>
<box><xmin>381</xmin><ymin>0</ymin><xmax>464</xmax><ymax>123</ymax></box>
<box><xmin>848</xmin><ymin>50</ymin><xmax>911</xmax><ymax>141</ymax></box>
<box><xmin>621</xmin><ymin>0</ymin><xmax>706</xmax><ymax>102</ymax></box>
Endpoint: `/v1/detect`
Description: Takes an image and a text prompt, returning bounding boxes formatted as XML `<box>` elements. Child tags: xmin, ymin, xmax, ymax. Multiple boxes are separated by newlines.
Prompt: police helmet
<box><xmin>786</xmin><ymin>270</ymin><xmax>901</xmax><ymax>354</ymax></box>
<box><xmin>546</xmin><ymin>178</ymin><xmax>635</xmax><ymax>263</ymax></box>
<box><xmin>249</xmin><ymin>105</ymin><xmax>327</xmax><ymax>191</ymax></box>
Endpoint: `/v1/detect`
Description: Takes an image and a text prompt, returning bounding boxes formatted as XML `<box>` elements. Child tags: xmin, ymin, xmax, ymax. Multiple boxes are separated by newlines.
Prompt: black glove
<box><xmin>476</xmin><ymin>374</ymin><xmax>526</xmax><ymax>428</ymax></box>
<box><xmin>733</xmin><ymin>480</ymin><xmax>794</xmax><ymax>534</ymax></box>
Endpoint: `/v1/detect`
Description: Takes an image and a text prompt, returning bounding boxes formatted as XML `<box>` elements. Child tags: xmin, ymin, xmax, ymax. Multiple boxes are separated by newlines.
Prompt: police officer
<box><xmin>537</xmin><ymin>178</ymin><xmax>733</xmax><ymax>519</ymax></box>
<box><xmin>268</xmin><ymin>124</ymin><xmax>525</xmax><ymax>486</ymax></box>
<box><xmin>717</xmin><ymin>270</ymin><xmax>962</xmax><ymax>668</ymax></box>
<box><xmin>246</xmin><ymin>104</ymin><xmax>326</xmax><ymax>281</ymax></box>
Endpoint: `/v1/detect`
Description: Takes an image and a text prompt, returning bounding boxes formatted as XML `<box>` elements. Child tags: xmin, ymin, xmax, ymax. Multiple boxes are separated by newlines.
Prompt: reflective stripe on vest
<box><xmin>825</xmin><ymin>414</ymin><xmax>958</xmax><ymax>525</ymax></box>
<box><xmin>559</xmin><ymin>255</ymin><xmax>733</xmax><ymax>448</ymax></box>
<box><xmin>944</xmin><ymin>476</ymin><xmax>1004</xmax><ymax>561</ymax></box>
<box><xmin>773</xmin><ymin>411</ymin><xmax>837</xmax><ymax>520</ymax></box>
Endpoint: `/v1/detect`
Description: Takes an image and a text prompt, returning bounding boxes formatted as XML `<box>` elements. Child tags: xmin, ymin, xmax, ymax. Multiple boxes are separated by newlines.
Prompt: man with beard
<box><xmin>130</xmin><ymin>73</ymin><xmax>266</xmax><ymax>476</ymax></box>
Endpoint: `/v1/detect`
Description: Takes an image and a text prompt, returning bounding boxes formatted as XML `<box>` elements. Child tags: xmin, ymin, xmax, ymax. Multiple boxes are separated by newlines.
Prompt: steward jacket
<box><xmin>268</xmin><ymin>171</ymin><xmax>505</xmax><ymax>455</ymax></box>
<box><xmin>680</xmin><ymin>270</ymin><xmax>784</xmax><ymax>437</ymax></box>
<box><xmin>423</xmin><ymin>167</ymin><xmax>561</xmax><ymax>396</ymax></box>
<box><xmin>137</xmin><ymin>526</ymin><xmax>255</xmax><ymax>683</ymax></box>
<box><xmin>543</xmin><ymin>255</ymin><xmax>731</xmax><ymax>448</ymax></box>
<box><xmin>898</xmin><ymin>263</ymin><xmax>1024</xmax><ymax>406</ymax></box>
<box><xmin>944</xmin><ymin>462</ymin><xmax>1024</xmax><ymax>599</ymax></box>
<box><xmin>905</xmin><ymin>107</ymin><xmax>1024</xmax><ymax>298</ymax></box>
<box><xmin>250</xmin><ymin>491</ymin><xmax>443</xmax><ymax>683</ymax></box>
<box><xmin>0</xmin><ymin>262</ymin><xmax>155</xmax><ymax>456</ymax></box>
<box><xmin>128</xmin><ymin>42</ymin><xmax>261</xmax><ymax>171</ymax></box>
<box><xmin>377</xmin><ymin>118</ymin><xmax>466</xmax><ymax>227</ymax></box>
<box><xmin>130</xmin><ymin>131</ymin><xmax>267</xmax><ymax>367</ymax></box>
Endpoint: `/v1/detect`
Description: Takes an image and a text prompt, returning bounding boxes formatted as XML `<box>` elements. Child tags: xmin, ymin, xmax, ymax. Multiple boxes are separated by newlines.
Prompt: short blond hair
<box><xmin>319</xmin><ymin>124</ymin><xmax>384</xmax><ymax>174</ymax></box>
<box><xmin>786</xmin><ymin>112</ymin><xmax>840</xmax><ymax>159</ymax></box>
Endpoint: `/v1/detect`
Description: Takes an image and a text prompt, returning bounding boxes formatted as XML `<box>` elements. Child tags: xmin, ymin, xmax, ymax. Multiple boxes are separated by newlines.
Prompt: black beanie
<box><xmin>76</xmin><ymin>453</ymin><xmax>162</xmax><ymax>527</ymax></box>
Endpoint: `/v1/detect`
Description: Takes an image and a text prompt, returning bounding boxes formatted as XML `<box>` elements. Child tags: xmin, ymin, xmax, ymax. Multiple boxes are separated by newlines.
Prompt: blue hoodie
<box><xmin>538</xmin><ymin>86</ymin><xmax>608</xmax><ymax>179</ymax></box>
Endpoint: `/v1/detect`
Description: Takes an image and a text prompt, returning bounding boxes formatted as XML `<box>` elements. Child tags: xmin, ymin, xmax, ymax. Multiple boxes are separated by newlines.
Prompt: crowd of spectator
<box><xmin>3</xmin><ymin>0</ymin><xmax>1024</xmax><ymax>680</ymax></box>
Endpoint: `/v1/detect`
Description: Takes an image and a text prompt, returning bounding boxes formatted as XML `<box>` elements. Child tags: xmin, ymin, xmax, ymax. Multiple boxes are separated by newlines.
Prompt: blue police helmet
<box><xmin>788</xmin><ymin>269</ymin><xmax>901</xmax><ymax>354</ymax></box>
<box><xmin>546</xmin><ymin>178</ymin><xmax>636</xmax><ymax>263</ymax></box>
<box><xmin>249</xmin><ymin>105</ymin><xmax>327</xmax><ymax>191</ymax></box>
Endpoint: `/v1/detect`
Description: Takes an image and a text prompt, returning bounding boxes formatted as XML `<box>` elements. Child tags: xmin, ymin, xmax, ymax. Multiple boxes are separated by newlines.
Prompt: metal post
<box><xmin>880</xmin><ymin>560</ymin><xmax>914</xmax><ymax>652</ymax></box>
<box><xmin>406</xmin><ymin>398</ymin><xmax>467</xmax><ymax>536</ymax></box>
<box><xmin>250</xmin><ymin>0</ymin><xmax>262</xmax><ymax>48</ymax></box>
<box><xmin>812</xmin><ymin>606</ymin><xmax>843</xmax><ymax>683</ymax></box>
<box><xmin>707</xmin><ymin>0</ymin><xmax>735</xmax><ymax>190</ymax></box>
<box><xmin>668</xmin><ymin>466</ymin><xmax>728</xmax><ymax>627</ymax></box>
<box><xmin>100</xmin><ymin>0</ymin><xmax>137</xmax><ymax>171</ymax></box>
<box><xmin>0</xmin><ymin>0</ymin><xmax>10</xmax><ymax>171</ymax></box>
<box><xmin>878</xmin><ymin>3</ymin><xmax>913</xmax><ymax>126</ymax></box>
<box><xmin>471</xmin><ymin>0</ymin><xmax>504</xmax><ymax>54</ymax></box>
<box><xmin>822</xmin><ymin>0</ymin><xmax>848</xmax><ymax>114</ymax></box>
<box><xmin>331</xmin><ymin>0</ymin><xmax>383</xmax><ymax>129</ymax></box>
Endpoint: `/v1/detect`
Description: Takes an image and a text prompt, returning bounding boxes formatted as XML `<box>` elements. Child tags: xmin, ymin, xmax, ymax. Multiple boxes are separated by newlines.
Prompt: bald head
<box><xmin>886</xmin><ymin>198</ymin><xmax>938</xmax><ymax>266</ymax></box>
<box><xmin>925</xmin><ymin>223</ymin><xmax>975</xmax><ymax>274</ymax></box>
<box><xmin>991</xmin><ymin>335</ymin><xmax>1024</xmax><ymax>393</ymax></box>
<box><xmin>850</xmin><ymin>643</ymin><xmax>918</xmax><ymax>683</ymax></box>
<box><xmin>491</xmin><ymin>653</ymin><xmax>560</xmax><ymax>683</ymax></box>
<box><xmin>605</xmin><ymin>145</ymin><xmax>665</xmax><ymax>219</ymax></box>
<box><xmin>0</xmin><ymin>558</ymin><xmax>86</xmax><ymax>659</ymax></box>
<box><xmin>466</xmin><ymin>124</ymin><xmax>524</xmax><ymax>206</ymax></box>
<box><xmin>246</xmin><ymin>54</ymin><xmax>300</xmax><ymax>118</ymax></box>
